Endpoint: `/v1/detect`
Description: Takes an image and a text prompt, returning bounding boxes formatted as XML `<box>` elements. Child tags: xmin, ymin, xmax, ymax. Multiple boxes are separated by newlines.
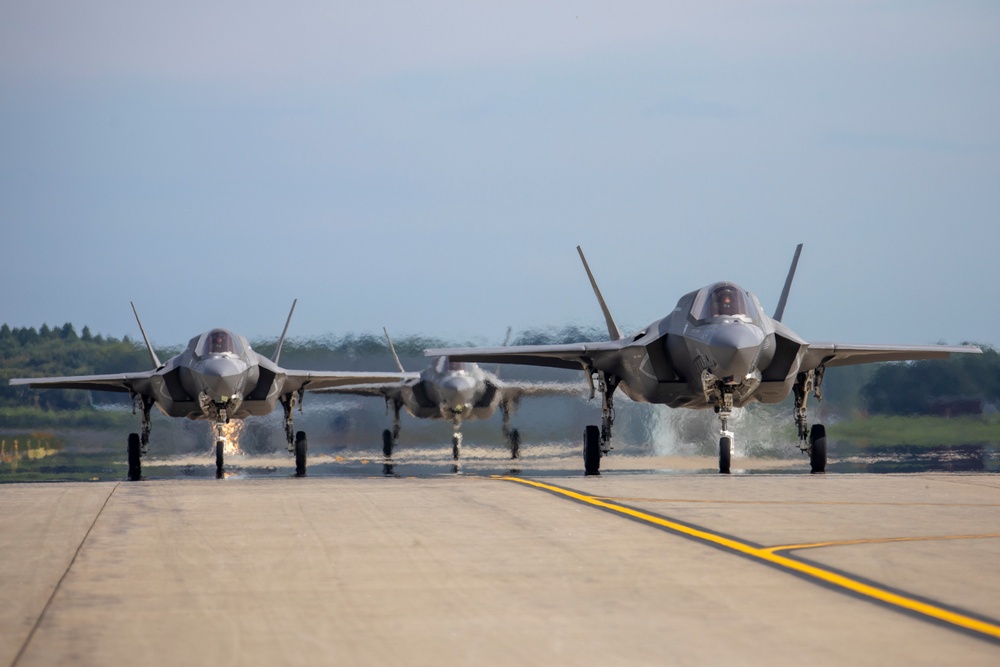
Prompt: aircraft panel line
<box><xmin>499</xmin><ymin>476</ymin><xmax>1000</xmax><ymax>644</ymax></box>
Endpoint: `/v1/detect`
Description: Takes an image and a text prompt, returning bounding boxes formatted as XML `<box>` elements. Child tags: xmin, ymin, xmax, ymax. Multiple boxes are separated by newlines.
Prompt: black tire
<box><xmin>295</xmin><ymin>431</ymin><xmax>307</xmax><ymax>477</ymax></box>
<box><xmin>584</xmin><ymin>425</ymin><xmax>601</xmax><ymax>475</ymax></box>
<box><xmin>216</xmin><ymin>440</ymin><xmax>224</xmax><ymax>472</ymax></box>
<box><xmin>452</xmin><ymin>434</ymin><xmax>461</xmax><ymax>461</ymax></box>
<box><xmin>809</xmin><ymin>424</ymin><xmax>827</xmax><ymax>474</ymax></box>
<box><xmin>719</xmin><ymin>435</ymin><xmax>733</xmax><ymax>474</ymax></box>
<box><xmin>509</xmin><ymin>429</ymin><xmax>521</xmax><ymax>459</ymax></box>
<box><xmin>127</xmin><ymin>433</ymin><xmax>141</xmax><ymax>481</ymax></box>
<box><xmin>382</xmin><ymin>429</ymin><xmax>394</xmax><ymax>458</ymax></box>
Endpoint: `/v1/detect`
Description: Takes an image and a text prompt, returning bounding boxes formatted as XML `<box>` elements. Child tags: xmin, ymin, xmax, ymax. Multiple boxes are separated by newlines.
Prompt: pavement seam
<box><xmin>12</xmin><ymin>482</ymin><xmax>120</xmax><ymax>667</ymax></box>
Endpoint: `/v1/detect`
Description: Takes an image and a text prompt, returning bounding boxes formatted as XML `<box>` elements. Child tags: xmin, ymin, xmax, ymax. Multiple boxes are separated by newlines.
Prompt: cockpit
<box><xmin>435</xmin><ymin>357</ymin><xmax>470</xmax><ymax>374</ymax></box>
<box><xmin>690</xmin><ymin>283</ymin><xmax>760</xmax><ymax>323</ymax></box>
<box><xmin>194</xmin><ymin>329</ymin><xmax>244</xmax><ymax>358</ymax></box>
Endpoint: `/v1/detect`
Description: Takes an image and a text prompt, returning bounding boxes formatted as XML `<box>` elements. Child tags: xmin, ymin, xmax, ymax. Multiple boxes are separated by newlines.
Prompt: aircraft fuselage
<box><xmin>596</xmin><ymin>282</ymin><xmax>804</xmax><ymax>410</ymax></box>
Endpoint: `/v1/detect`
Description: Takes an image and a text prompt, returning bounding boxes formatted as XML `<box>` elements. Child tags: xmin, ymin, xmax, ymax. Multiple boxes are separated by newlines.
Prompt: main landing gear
<box><xmin>382</xmin><ymin>398</ymin><xmax>403</xmax><ymax>458</ymax></box>
<box><xmin>126</xmin><ymin>392</ymin><xmax>154</xmax><ymax>481</ymax></box>
<box><xmin>582</xmin><ymin>371</ymin><xmax>618</xmax><ymax>476</ymax></box>
<box><xmin>500</xmin><ymin>400</ymin><xmax>521</xmax><ymax>460</ymax></box>
<box><xmin>281</xmin><ymin>391</ymin><xmax>309</xmax><ymax>477</ymax></box>
<box><xmin>794</xmin><ymin>368</ymin><xmax>827</xmax><ymax>474</ymax></box>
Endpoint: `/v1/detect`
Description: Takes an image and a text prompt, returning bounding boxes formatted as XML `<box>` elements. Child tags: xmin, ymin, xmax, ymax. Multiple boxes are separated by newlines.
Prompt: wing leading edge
<box><xmin>282</xmin><ymin>370</ymin><xmax>416</xmax><ymax>393</ymax></box>
<box><xmin>801</xmin><ymin>342</ymin><xmax>981</xmax><ymax>371</ymax></box>
<box><xmin>9</xmin><ymin>372</ymin><xmax>157</xmax><ymax>393</ymax></box>
<box><xmin>423</xmin><ymin>341</ymin><xmax>625</xmax><ymax>372</ymax></box>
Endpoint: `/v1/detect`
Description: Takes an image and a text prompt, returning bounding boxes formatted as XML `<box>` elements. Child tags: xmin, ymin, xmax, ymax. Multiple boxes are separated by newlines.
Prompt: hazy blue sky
<box><xmin>2</xmin><ymin>1</ymin><xmax>997</xmax><ymax>350</ymax></box>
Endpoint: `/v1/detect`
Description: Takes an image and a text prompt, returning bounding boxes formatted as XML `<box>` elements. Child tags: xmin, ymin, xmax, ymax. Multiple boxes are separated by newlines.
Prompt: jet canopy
<box><xmin>435</xmin><ymin>357</ymin><xmax>471</xmax><ymax>374</ymax></box>
<box><xmin>690</xmin><ymin>283</ymin><xmax>760</xmax><ymax>323</ymax></box>
<box><xmin>193</xmin><ymin>328</ymin><xmax>245</xmax><ymax>358</ymax></box>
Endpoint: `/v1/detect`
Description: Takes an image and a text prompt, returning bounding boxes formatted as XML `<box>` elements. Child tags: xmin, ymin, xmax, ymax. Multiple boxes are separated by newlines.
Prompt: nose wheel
<box><xmin>715</xmin><ymin>389</ymin><xmax>735</xmax><ymax>474</ymax></box>
<box><xmin>215</xmin><ymin>439</ymin><xmax>224</xmax><ymax>477</ymax></box>
<box><xmin>719</xmin><ymin>432</ymin><xmax>733</xmax><ymax>474</ymax></box>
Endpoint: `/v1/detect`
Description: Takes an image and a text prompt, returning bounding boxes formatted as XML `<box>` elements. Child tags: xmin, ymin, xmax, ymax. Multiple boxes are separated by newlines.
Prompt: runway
<box><xmin>2</xmin><ymin>471</ymin><xmax>999</xmax><ymax>665</ymax></box>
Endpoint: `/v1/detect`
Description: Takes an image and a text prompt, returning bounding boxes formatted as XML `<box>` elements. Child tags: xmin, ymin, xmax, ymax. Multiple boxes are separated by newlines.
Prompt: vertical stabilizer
<box><xmin>272</xmin><ymin>299</ymin><xmax>297</xmax><ymax>364</ymax></box>
<box><xmin>773</xmin><ymin>244</ymin><xmax>803</xmax><ymax>323</ymax></box>
<box><xmin>577</xmin><ymin>246</ymin><xmax>624</xmax><ymax>341</ymax></box>
<box><xmin>382</xmin><ymin>327</ymin><xmax>406</xmax><ymax>373</ymax></box>
<box><xmin>131</xmin><ymin>302</ymin><xmax>163</xmax><ymax>369</ymax></box>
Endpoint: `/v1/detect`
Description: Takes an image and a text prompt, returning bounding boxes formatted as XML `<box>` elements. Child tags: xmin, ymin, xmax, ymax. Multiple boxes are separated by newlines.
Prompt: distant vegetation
<box><xmin>860</xmin><ymin>348</ymin><xmax>1000</xmax><ymax>416</ymax></box>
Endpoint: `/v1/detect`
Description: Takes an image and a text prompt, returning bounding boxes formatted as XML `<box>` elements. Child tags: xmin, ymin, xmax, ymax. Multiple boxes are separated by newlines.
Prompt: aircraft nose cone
<box><xmin>439</xmin><ymin>375</ymin><xmax>476</xmax><ymax>413</ymax></box>
<box><xmin>708</xmin><ymin>324</ymin><xmax>764</xmax><ymax>379</ymax></box>
<box><xmin>197</xmin><ymin>357</ymin><xmax>246</xmax><ymax>401</ymax></box>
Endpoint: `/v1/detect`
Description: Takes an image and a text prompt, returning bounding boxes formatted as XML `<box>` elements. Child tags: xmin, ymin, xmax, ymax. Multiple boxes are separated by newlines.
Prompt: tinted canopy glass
<box><xmin>195</xmin><ymin>329</ymin><xmax>243</xmax><ymax>357</ymax></box>
<box><xmin>690</xmin><ymin>283</ymin><xmax>758</xmax><ymax>322</ymax></box>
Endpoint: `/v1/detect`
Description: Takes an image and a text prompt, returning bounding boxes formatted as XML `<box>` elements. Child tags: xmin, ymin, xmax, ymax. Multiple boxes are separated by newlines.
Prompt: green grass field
<box><xmin>829</xmin><ymin>415</ymin><xmax>1000</xmax><ymax>447</ymax></box>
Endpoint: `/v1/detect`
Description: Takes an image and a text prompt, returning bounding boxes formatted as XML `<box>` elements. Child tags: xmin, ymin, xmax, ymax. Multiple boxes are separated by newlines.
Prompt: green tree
<box><xmin>860</xmin><ymin>346</ymin><xmax>998</xmax><ymax>415</ymax></box>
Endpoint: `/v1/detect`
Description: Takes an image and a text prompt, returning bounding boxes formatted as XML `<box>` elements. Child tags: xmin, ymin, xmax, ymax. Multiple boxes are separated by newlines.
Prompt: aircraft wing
<box><xmin>801</xmin><ymin>342</ymin><xmax>981</xmax><ymax>370</ymax></box>
<box><xmin>284</xmin><ymin>371</ymin><xmax>416</xmax><ymax>393</ymax></box>
<box><xmin>9</xmin><ymin>371</ymin><xmax>157</xmax><ymax>394</ymax></box>
<box><xmin>311</xmin><ymin>382</ymin><xmax>411</xmax><ymax>399</ymax></box>
<box><xmin>497</xmin><ymin>380</ymin><xmax>589</xmax><ymax>399</ymax></box>
<box><xmin>424</xmin><ymin>341</ymin><xmax>624</xmax><ymax>371</ymax></box>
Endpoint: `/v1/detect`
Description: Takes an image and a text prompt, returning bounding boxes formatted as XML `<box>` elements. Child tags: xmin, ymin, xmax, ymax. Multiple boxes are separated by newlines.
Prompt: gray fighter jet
<box><xmin>9</xmin><ymin>301</ymin><xmax>407</xmax><ymax>479</ymax></box>
<box><xmin>317</xmin><ymin>329</ymin><xmax>585</xmax><ymax>460</ymax></box>
<box><xmin>426</xmin><ymin>245</ymin><xmax>982</xmax><ymax>475</ymax></box>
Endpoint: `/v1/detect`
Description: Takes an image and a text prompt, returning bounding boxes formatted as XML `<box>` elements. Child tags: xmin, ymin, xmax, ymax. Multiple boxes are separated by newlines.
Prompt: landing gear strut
<box><xmin>281</xmin><ymin>390</ymin><xmax>308</xmax><ymax>476</ymax></box>
<box><xmin>127</xmin><ymin>392</ymin><xmax>154</xmax><ymax>481</ymax></box>
<box><xmin>794</xmin><ymin>368</ymin><xmax>827</xmax><ymax>474</ymax></box>
<box><xmin>583</xmin><ymin>371</ymin><xmax>618</xmax><ymax>475</ymax></box>
<box><xmin>714</xmin><ymin>386</ymin><xmax>735</xmax><ymax>474</ymax></box>
<box><xmin>382</xmin><ymin>398</ymin><xmax>402</xmax><ymax>458</ymax></box>
<box><xmin>500</xmin><ymin>400</ymin><xmax>521</xmax><ymax>459</ymax></box>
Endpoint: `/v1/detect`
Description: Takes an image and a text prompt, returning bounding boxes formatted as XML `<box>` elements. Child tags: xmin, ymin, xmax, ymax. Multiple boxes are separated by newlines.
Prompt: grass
<box><xmin>0</xmin><ymin>406</ymin><xmax>136</xmax><ymax>429</ymax></box>
<box><xmin>0</xmin><ymin>432</ymin><xmax>124</xmax><ymax>482</ymax></box>
<box><xmin>829</xmin><ymin>415</ymin><xmax>1000</xmax><ymax>447</ymax></box>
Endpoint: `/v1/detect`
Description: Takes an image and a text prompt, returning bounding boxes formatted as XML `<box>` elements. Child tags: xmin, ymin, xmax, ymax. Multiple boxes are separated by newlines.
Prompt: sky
<box><xmin>2</xmin><ymin>1</ymin><xmax>998</xmax><ymax>350</ymax></box>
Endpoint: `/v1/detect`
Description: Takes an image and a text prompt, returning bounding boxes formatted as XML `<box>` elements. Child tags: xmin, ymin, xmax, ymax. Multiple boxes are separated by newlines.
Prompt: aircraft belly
<box><xmin>405</xmin><ymin>405</ymin><xmax>439</xmax><ymax>420</ymax></box>
<box><xmin>468</xmin><ymin>406</ymin><xmax>494</xmax><ymax>421</ymax></box>
<box><xmin>156</xmin><ymin>402</ymin><xmax>202</xmax><ymax>420</ymax></box>
<box><xmin>754</xmin><ymin>381</ymin><xmax>794</xmax><ymax>404</ymax></box>
<box><xmin>621</xmin><ymin>379</ymin><xmax>695</xmax><ymax>406</ymax></box>
<box><xmin>236</xmin><ymin>401</ymin><xmax>277</xmax><ymax>417</ymax></box>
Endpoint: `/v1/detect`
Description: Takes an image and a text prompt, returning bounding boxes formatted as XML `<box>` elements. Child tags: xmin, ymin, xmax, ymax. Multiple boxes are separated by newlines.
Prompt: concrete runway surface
<box><xmin>2</xmin><ymin>472</ymin><xmax>999</xmax><ymax>666</ymax></box>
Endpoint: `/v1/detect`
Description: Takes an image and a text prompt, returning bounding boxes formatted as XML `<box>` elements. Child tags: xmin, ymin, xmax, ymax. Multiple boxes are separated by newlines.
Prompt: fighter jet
<box><xmin>426</xmin><ymin>245</ymin><xmax>982</xmax><ymax>475</ymax></box>
<box><xmin>316</xmin><ymin>328</ymin><xmax>585</xmax><ymax>460</ymax></box>
<box><xmin>9</xmin><ymin>301</ymin><xmax>407</xmax><ymax>479</ymax></box>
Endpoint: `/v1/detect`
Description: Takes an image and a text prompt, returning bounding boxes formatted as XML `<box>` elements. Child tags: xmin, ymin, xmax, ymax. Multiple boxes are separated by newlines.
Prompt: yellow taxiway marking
<box><xmin>499</xmin><ymin>476</ymin><xmax>1000</xmax><ymax>642</ymax></box>
<box><xmin>767</xmin><ymin>534</ymin><xmax>1000</xmax><ymax>554</ymax></box>
<box><xmin>591</xmin><ymin>496</ymin><xmax>1000</xmax><ymax>508</ymax></box>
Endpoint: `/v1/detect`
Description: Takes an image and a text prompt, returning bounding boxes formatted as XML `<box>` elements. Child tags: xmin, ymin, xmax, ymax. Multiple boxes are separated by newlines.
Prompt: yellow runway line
<box><xmin>500</xmin><ymin>476</ymin><xmax>1000</xmax><ymax>643</ymax></box>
